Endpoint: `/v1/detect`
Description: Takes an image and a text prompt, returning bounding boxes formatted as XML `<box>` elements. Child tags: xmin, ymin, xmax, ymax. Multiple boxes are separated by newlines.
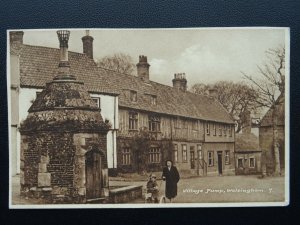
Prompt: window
<box><xmin>224</xmin><ymin>125</ymin><xmax>227</xmax><ymax>136</ymax></box>
<box><xmin>213</xmin><ymin>123</ymin><xmax>217</xmax><ymax>136</ymax></box>
<box><xmin>206</xmin><ymin>123</ymin><xmax>210</xmax><ymax>135</ymax></box>
<box><xmin>219</xmin><ymin>124</ymin><xmax>222</xmax><ymax>136</ymax></box>
<box><xmin>197</xmin><ymin>145</ymin><xmax>202</xmax><ymax>159</ymax></box>
<box><xmin>36</xmin><ymin>91</ymin><xmax>42</xmax><ymax>98</ymax></box>
<box><xmin>175</xmin><ymin>118</ymin><xmax>181</xmax><ymax>128</ymax></box>
<box><xmin>91</xmin><ymin>97</ymin><xmax>101</xmax><ymax>109</ymax></box>
<box><xmin>122</xmin><ymin>148</ymin><xmax>131</xmax><ymax>165</ymax></box>
<box><xmin>229</xmin><ymin>125</ymin><xmax>233</xmax><ymax>137</ymax></box>
<box><xmin>225</xmin><ymin>150</ymin><xmax>230</xmax><ymax>164</ymax></box>
<box><xmin>237</xmin><ymin>158</ymin><xmax>243</xmax><ymax>168</ymax></box>
<box><xmin>249</xmin><ymin>157</ymin><xmax>255</xmax><ymax>168</ymax></box>
<box><xmin>183</xmin><ymin>120</ymin><xmax>188</xmax><ymax>129</ymax></box>
<box><xmin>174</xmin><ymin>144</ymin><xmax>178</xmax><ymax>163</ymax></box>
<box><xmin>129</xmin><ymin>111</ymin><xmax>138</xmax><ymax>130</ymax></box>
<box><xmin>192</xmin><ymin>120</ymin><xmax>198</xmax><ymax>130</ymax></box>
<box><xmin>149</xmin><ymin>147</ymin><xmax>161</xmax><ymax>163</ymax></box>
<box><xmin>182</xmin><ymin>145</ymin><xmax>187</xmax><ymax>162</ymax></box>
<box><xmin>208</xmin><ymin>151</ymin><xmax>214</xmax><ymax>166</ymax></box>
<box><xmin>149</xmin><ymin>115</ymin><xmax>161</xmax><ymax>132</ymax></box>
<box><xmin>130</xmin><ymin>90</ymin><xmax>137</xmax><ymax>102</ymax></box>
<box><xmin>151</xmin><ymin>95</ymin><xmax>157</xmax><ymax>105</ymax></box>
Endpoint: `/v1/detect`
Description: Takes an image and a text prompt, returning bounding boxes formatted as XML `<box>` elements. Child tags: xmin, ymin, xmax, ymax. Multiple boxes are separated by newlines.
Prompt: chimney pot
<box><xmin>172</xmin><ymin>72</ymin><xmax>187</xmax><ymax>91</ymax></box>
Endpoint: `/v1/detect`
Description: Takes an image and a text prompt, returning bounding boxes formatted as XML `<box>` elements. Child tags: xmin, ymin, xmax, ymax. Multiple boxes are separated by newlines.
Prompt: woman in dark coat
<box><xmin>162</xmin><ymin>160</ymin><xmax>180</xmax><ymax>202</ymax></box>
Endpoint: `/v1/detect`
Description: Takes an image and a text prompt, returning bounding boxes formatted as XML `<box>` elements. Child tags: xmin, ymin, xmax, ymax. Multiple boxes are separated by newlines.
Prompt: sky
<box><xmin>21</xmin><ymin>28</ymin><xmax>287</xmax><ymax>88</ymax></box>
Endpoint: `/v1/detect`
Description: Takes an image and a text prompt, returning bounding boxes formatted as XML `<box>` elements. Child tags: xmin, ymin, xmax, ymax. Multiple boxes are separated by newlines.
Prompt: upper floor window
<box><xmin>224</xmin><ymin>125</ymin><xmax>227</xmax><ymax>136</ymax></box>
<box><xmin>183</xmin><ymin>120</ymin><xmax>188</xmax><ymax>129</ymax></box>
<box><xmin>129</xmin><ymin>111</ymin><xmax>138</xmax><ymax>130</ymax></box>
<box><xmin>219</xmin><ymin>124</ymin><xmax>222</xmax><ymax>136</ymax></box>
<box><xmin>175</xmin><ymin>117</ymin><xmax>181</xmax><ymax>128</ymax></box>
<box><xmin>213</xmin><ymin>123</ymin><xmax>217</xmax><ymax>136</ymax></box>
<box><xmin>229</xmin><ymin>125</ymin><xmax>233</xmax><ymax>137</ymax></box>
<box><xmin>206</xmin><ymin>123</ymin><xmax>210</xmax><ymax>135</ymax></box>
<box><xmin>151</xmin><ymin>95</ymin><xmax>157</xmax><ymax>105</ymax></box>
<box><xmin>192</xmin><ymin>120</ymin><xmax>198</xmax><ymax>130</ymax></box>
<box><xmin>149</xmin><ymin>115</ymin><xmax>161</xmax><ymax>132</ymax></box>
<box><xmin>91</xmin><ymin>97</ymin><xmax>101</xmax><ymax>109</ymax></box>
<box><xmin>130</xmin><ymin>90</ymin><xmax>137</xmax><ymax>102</ymax></box>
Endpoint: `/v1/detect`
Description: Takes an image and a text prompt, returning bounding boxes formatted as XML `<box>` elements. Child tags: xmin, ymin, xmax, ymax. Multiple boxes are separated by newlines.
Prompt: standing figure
<box><xmin>162</xmin><ymin>160</ymin><xmax>180</xmax><ymax>202</ymax></box>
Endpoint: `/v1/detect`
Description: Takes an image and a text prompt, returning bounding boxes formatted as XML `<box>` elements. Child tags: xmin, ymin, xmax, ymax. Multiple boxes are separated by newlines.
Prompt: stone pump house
<box><xmin>19</xmin><ymin>30</ymin><xmax>110</xmax><ymax>203</ymax></box>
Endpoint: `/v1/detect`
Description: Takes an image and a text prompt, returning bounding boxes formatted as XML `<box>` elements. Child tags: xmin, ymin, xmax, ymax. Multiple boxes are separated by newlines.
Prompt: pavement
<box><xmin>10</xmin><ymin>174</ymin><xmax>285</xmax><ymax>205</ymax></box>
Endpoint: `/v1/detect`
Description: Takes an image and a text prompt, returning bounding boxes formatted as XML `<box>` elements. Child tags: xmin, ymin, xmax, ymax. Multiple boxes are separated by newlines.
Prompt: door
<box><xmin>190</xmin><ymin>150</ymin><xmax>195</xmax><ymax>169</ymax></box>
<box><xmin>217</xmin><ymin>151</ymin><xmax>223</xmax><ymax>175</ymax></box>
<box><xmin>86</xmin><ymin>150</ymin><xmax>102</xmax><ymax>199</ymax></box>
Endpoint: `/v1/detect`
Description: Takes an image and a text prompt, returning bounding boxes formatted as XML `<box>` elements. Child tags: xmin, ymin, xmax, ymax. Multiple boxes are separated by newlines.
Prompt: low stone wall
<box><xmin>109</xmin><ymin>185</ymin><xmax>143</xmax><ymax>203</ymax></box>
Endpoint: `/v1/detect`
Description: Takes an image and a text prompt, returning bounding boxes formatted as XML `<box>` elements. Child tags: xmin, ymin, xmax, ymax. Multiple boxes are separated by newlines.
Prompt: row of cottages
<box><xmin>9</xmin><ymin>31</ymin><xmax>236</xmax><ymax>177</ymax></box>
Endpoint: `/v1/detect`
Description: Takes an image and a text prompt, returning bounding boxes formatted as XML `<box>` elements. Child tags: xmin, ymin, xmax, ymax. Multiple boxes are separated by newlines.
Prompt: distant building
<box><xmin>235</xmin><ymin>133</ymin><xmax>261</xmax><ymax>175</ymax></box>
<box><xmin>259</xmin><ymin>94</ymin><xmax>285</xmax><ymax>175</ymax></box>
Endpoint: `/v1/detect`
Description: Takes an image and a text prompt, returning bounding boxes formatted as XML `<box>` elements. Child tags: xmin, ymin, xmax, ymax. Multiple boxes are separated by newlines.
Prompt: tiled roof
<box><xmin>260</xmin><ymin>94</ymin><xmax>285</xmax><ymax>127</ymax></box>
<box><xmin>17</xmin><ymin>44</ymin><xmax>234</xmax><ymax>124</ymax></box>
<box><xmin>235</xmin><ymin>133</ymin><xmax>260</xmax><ymax>152</ymax></box>
<box><xmin>19</xmin><ymin>45</ymin><xmax>118</xmax><ymax>95</ymax></box>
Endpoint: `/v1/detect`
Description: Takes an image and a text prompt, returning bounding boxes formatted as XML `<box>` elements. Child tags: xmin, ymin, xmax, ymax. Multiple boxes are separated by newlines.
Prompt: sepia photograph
<box><xmin>7</xmin><ymin>28</ymin><xmax>289</xmax><ymax>208</ymax></box>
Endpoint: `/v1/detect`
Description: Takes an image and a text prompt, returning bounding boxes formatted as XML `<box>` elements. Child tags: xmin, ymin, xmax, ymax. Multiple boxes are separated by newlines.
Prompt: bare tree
<box><xmin>243</xmin><ymin>46</ymin><xmax>285</xmax><ymax>176</ymax></box>
<box><xmin>191</xmin><ymin>81</ymin><xmax>259</xmax><ymax>133</ymax></box>
<box><xmin>96</xmin><ymin>53</ymin><xmax>136</xmax><ymax>75</ymax></box>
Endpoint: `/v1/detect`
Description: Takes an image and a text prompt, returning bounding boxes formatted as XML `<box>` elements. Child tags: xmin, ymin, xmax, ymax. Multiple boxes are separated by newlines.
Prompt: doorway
<box><xmin>217</xmin><ymin>151</ymin><xmax>223</xmax><ymax>175</ymax></box>
<box><xmin>190</xmin><ymin>150</ymin><xmax>195</xmax><ymax>169</ymax></box>
<box><xmin>86</xmin><ymin>149</ymin><xmax>102</xmax><ymax>199</ymax></box>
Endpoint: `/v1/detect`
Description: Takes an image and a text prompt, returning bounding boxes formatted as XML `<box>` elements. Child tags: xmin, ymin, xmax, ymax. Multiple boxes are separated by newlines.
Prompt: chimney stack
<box><xmin>136</xmin><ymin>55</ymin><xmax>150</xmax><ymax>81</ymax></box>
<box><xmin>242</xmin><ymin>110</ymin><xmax>252</xmax><ymax>134</ymax></box>
<box><xmin>172</xmin><ymin>73</ymin><xmax>187</xmax><ymax>91</ymax></box>
<box><xmin>55</xmin><ymin>30</ymin><xmax>75</xmax><ymax>80</ymax></box>
<box><xmin>208</xmin><ymin>87</ymin><xmax>217</xmax><ymax>99</ymax></box>
<box><xmin>9</xmin><ymin>31</ymin><xmax>24</xmax><ymax>49</ymax></box>
<box><xmin>82</xmin><ymin>30</ymin><xmax>94</xmax><ymax>59</ymax></box>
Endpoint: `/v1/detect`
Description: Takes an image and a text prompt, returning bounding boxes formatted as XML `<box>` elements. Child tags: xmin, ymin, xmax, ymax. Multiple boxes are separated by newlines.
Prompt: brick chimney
<box><xmin>9</xmin><ymin>31</ymin><xmax>24</xmax><ymax>49</ymax></box>
<box><xmin>136</xmin><ymin>55</ymin><xmax>150</xmax><ymax>81</ymax></box>
<box><xmin>208</xmin><ymin>87</ymin><xmax>218</xmax><ymax>98</ymax></box>
<box><xmin>242</xmin><ymin>110</ymin><xmax>252</xmax><ymax>134</ymax></box>
<box><xmin>82</xmin><ymin>30</ymin><xmax>94</xmax><ymax>59</ymax></box>
<box><xmin>172</xmin><ymin>73</ymin><xmax>187</xmax><ymax>91</ymax></box>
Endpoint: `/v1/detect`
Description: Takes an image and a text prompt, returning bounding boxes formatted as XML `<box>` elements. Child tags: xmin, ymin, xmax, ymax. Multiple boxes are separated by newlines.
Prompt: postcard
<box><xmin>7</xmin><ymin>28</ymin><xmax>289</xmax><ymax>208</ymax></box>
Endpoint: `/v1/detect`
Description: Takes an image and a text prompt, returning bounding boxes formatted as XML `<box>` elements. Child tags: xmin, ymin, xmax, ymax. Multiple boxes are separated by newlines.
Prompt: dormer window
<box><xmin>130</xmin><ymin>90</ymin><xmax>137</xmax><ymax>102</ymax></box>
<box><xmin>151</xmin><ymin>95</ymin><xmax>157</xmax><ymax>105</ymax></box>
<box><xmin>149</xmin><ymin>114</ymin><xmax>161</xmax><ymax>132</ymax></box>
<box><xmin>91</xmin><ymin>97</ymin><xmax>101</xmax><ymax>109</ymax></box>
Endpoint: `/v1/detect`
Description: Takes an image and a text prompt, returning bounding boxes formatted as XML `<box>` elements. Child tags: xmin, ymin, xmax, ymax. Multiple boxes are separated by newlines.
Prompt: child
<box><xmin>146</xmin><ymin>174</ymin><xmax>159</xmax><ymax>203</ymax></box>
